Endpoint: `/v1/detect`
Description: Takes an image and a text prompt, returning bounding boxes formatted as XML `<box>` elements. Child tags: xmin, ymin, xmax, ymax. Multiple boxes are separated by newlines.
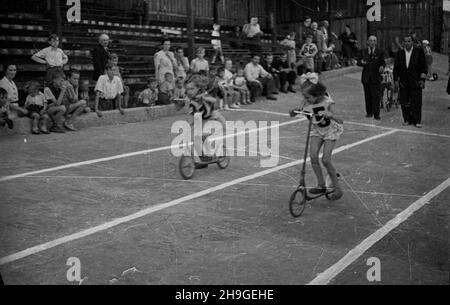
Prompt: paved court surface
<box><xmin>0</xmin><ymin>61</ymin><xmax>449</xmax><ymax>285</ymax></box>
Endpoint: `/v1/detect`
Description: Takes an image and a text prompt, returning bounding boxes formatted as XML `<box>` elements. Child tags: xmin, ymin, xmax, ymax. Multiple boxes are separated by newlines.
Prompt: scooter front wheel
<box><xmin>179</xmin><ymin>155</ymin><xmax>196</xmax><ymax>180</ymax></box>
<box><xmin>289</xmin><ymin>188</ymin><xmax>307</xmax><ymax>218</ymax></box>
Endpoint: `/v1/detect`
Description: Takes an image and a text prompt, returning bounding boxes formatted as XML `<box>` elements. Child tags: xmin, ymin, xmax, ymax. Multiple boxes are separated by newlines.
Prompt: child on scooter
<box><xmin>290</xmin><ymin>73</ymin><xmax>344</xmax><ymax>198</ymax></box>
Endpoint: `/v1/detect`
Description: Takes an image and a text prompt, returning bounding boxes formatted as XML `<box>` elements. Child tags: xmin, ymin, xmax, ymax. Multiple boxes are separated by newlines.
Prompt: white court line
<box><xmin>231</xmin><ymin>109</ymin><xmax>450</xmax><ymax>139</ymax></box>
<box><xmin>0</xmin><ymin>118</ymin><xmax>305</xmax><ymax>183</ymax></box>
<box><xmin>308</xmin><ymin>178</ymin><xmax>450</xmax><ymax>285</ymax></box>
<box><xmin>0</xmin><ymin>130</ymin><xmax>398</xmax><ymax>266</ymax></box>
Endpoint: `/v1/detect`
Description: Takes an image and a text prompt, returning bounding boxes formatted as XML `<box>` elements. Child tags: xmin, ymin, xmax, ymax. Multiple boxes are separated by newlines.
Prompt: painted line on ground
<box><xmin>0</xmin><ymin>118</ymin><xmax>305</xmax><ymax>183</ymax></box>
<box><xmin>0</xmin><ymin>130</ymin><xmax>398</xmax><ymax>266</ymax></box>
<box><xmin>308</xmin><ymin>178</ymin><xmax>450</xmax><ymax>285</ymax></box>
<box><xmin>231</xmin><ymin>109</ymin><xmax>450</xmax><ymax>139</ymax></box>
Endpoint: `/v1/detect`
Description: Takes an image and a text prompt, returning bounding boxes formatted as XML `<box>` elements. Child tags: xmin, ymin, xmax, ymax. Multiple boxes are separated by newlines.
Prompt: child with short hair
<box><xmin>158</xmin><ymin>72</ymin><xmax>175</xmax><ymax>105</ymax></box>
<box><xmin>190</xmin><ymin>47</ymin><xmax>210</xmax><ymax>73</ymax></box>
<box><xmin>44</xmin><ymin>73</ymin><xmax>69</xmax><ymax>133</ymax></box>
<box><xmin>79</xmin><ymin>80</ymin><xmax>92</xmax><ymax>113</ymax></box>
<box><xmin>297</xmin><ymin>35</ymin><xmax>318</xmax><ymax>73</ymax></box>
<box><xmin>31</xmin><ymin>34</ymin><xmax>69</xmax><ymax>84</ymax></box>
<box><xmin>0</xmin><ymin>87</ymin><xmax>13</xmax><ymax>129</ymax></box>
<box><xmin>109</xmin><ymin>53</ymin><xmax>130</xmax><ymax>108</ymax></box>
<box><xmin>290</xmin><ymin>73</ymin><xmax>344</xmax><ymax>198</ymax></box>
<box><xmin>24</xmin><ymin>81</ymin><xmax>50</xmax><ymax>134</ymax></box>
<box><xmin>216</xmin><ymin>67</ymin><xmax>240</xmax><ymax>110</ymax></box>
<box><xmin>94</xmin><ymin>64</ymin><xmax>125</xmax><ymax>118</ymax></box>
<box><xmin>211</xmin><ymin>23</ymin><xmax>224</xmax><ymax>65</ymax></box>
<box><xmin>233</xmin><ymin>68</ymin><xmax>251</xmax><ymax>105</ymax></box>
<box><xmin>174</xmin><ymin>77</ymin><xmax>187</xmax><ymax>100</ymax></box>
<box><xmin>138</xmin><ymin>78</ymin><xmax>159</xmax><ymax>107</ymax></box>
<box><xmin>422</xmin><ymin>40</ymin><xmax>434</xmax><ymax>81</ymax></box>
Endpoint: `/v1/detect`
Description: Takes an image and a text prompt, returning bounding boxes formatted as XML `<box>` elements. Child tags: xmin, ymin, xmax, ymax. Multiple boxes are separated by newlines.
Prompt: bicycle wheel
<box><xmin>289</xmin><ymin>188</ymin><xmax>307</xmax><ymax>218</ymax></box>
<box><xmin>179</xmin><ymin>155</ymin><xmax>196</xmax><ymax>180</ymax></box>
<box><xmin>217</xmin><ymin>146</ymin><xmax>230</xmax><ymax>169</ymax></box>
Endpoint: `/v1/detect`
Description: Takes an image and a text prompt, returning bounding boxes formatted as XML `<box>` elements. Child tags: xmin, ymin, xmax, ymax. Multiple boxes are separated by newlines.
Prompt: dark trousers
<box><xmin>279</xmin><ymin>71</ymin><xmax>297</xmax><ymax>88</ymax></box>
<box><xmin>248</xmin><ymin>77</ymin><xmax>275</xmax><ymax>101</ymax></box>
<box><xmin>363</xmin><ymin>83</ymin><xmax>381</xmax><ymax>118</ymax></box>
<box><xmin>399</xmin><ymin>88</ymin><xmax>422</xmax><ymax>125</ymax></box>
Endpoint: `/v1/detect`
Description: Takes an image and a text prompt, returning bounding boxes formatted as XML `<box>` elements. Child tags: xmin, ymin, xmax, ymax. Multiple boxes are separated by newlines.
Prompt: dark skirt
<box><xmin>447</xmin><ymin>77</ymin><xmax>450</xmax><ymax>95</ymax></box>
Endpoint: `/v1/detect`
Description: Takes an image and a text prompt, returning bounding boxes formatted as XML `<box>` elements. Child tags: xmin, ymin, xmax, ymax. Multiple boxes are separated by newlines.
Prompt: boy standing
<box><xmin>32</xmin><ymin>34</ymin><xmax>69</xmax><ymax>84</ymax></box>
<box><xmin>190</xmin><ymin>47</ymin><xmax>210</xmax><ymax>74</ymax></box>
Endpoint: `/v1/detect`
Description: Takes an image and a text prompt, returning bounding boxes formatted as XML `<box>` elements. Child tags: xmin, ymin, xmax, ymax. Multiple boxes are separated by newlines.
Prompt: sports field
<box><xmin>0</xmin><ymin>62</ymin><xmax>449</xmax><ymax>285</ymax></box>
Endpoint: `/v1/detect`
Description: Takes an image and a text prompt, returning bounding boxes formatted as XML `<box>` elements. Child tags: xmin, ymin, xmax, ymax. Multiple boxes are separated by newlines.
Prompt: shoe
<box><xmin>224</xmin><ymin>105</ymin><xmax>230</xmax><ymax>111</ymax></box>
<box><xmin>374</xmin><ymin>117</ymin><xmax>381</xmax><ymax>121</ymax></box>
<box><xmin>366</xmin><ymin>114</ymin><xmax>373</xmax><ymax>118</ymax></box>
<box><xmin>229</xmin><ymin>104</ymin><xmax>240</xmax><ymax>109</ymax></box>
<box><xmin>402</xmin><ymin>122</ymin><xmax>410</xmax><ymax>126</ymax></box>
<box><xmin>415</xmin><ymin>124</ymin><xmax>422</xmax><ymax>128</ymax></box>
<box><xmin>280</xmin><ymin>88</ymin><xmax>288</xmax><ymax>94</ymax></box>
<box><xmin>32</xmin><ymin>128</ymin><xmax>40</xmax><ymax>135</ymax></box>
<box><xmin>40</xmin><ymin>128</ymin><xmax>50</xmax><ymax>134</ymax></box>
<box><xmin>64</xmin><ymin>121</ymin><xmax>77</xmax><ymax>131</ymax></box>
<box><xmin>272</xmin><ymin>91</ymin><xmax>279</xmax><ymax>95</ymax></box>
<box><xmin>288</xmin><ymin>86</ymin><xmax>296</xmax><ymax>93</ymax></box>
<box><xmin>267</xmin><ymin>96</ymin><xmax>277</xmax><ymax>101</ymax></box>
<box><xmin>250</xmin><ymin>98</ymin><xmax>256</xmax><ymax>103</ymax></box>
<box><xmin>50</xmin><ymin>125</ymin><xmax>66</xmax><ymax>133</ymax></box>
<box><xmin>4</xmin><ymin>118</ymin><xmax>14</xmax><ymax>130</ymax></box>
<box><xmin>310</xmin><ymin>186</ymin><xmax>327</xmax><ymax>195</ymax></box>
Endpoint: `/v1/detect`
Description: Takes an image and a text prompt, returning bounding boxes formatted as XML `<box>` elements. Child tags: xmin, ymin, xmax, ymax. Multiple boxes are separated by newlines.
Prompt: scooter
<box><xmin>179</xmin><ymin>135</ymin><xmax>230</xmax><ymax>180</ymax></box>
<box><xmin>289</xmin><ymin>110</ymin><xmax>342</xmax><ymax>218</ymax></box>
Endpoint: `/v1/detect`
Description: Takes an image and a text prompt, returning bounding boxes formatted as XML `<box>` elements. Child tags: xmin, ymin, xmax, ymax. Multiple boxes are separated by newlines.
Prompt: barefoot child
<box><xmin>233</xmin><ymin>68</ymin><xmax>251</xmax><ymax>105</ymax></box>
<box><xmin>290</xmin><ymin>73</ymin><xmax>344</xmax><ymax>198</ymax></box>
<box><xmin>24</xmin><ymin>81</ymin><xmax>50</xmax><ymax>134</ymax></box>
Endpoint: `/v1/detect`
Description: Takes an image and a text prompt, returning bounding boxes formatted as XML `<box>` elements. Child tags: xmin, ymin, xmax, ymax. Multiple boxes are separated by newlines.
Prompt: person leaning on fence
<box><xmin>244</xmin><ymin>54</ymin><xmax>277</xmax><ymax>103</ymax></box>
<box><xmin>31</xmin><ymin>34</ymin><xmax>68</xmax><ymax>84</ymax></box>
<box><xmin>94</xmin><ymin>64</ymin><xmax>125</xmax><ymax>118</ymax></box>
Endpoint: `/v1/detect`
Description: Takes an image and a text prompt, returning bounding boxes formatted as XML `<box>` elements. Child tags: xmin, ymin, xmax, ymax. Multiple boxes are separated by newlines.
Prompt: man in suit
<box><xmin>92</xmin><ymin>34</ymin><xmax>111</xmax><ymax>81</ymax></box>
<box><xmin>261</xmin><ymin>54</ymin><xmax>280</xmax><ymax>94</ymax></box>
<box><xmin>394</xmin><ymin>35</ymin><xmax>428</xmax><ymax>128</ymax></box>
<box><xmin>358</xmin><ymin>35</ymin><xmax>385</xmax><ymax>120</ymax></box>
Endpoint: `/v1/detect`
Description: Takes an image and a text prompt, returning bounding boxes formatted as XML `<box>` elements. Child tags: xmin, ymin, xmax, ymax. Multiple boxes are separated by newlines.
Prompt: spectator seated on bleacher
<box><xmin>262</xmin><ymin>54</ymin><xmax>281</xmax><ymax>94</ymax></box>
<box><xmin>243</xmin><ymin>17</ymin><xmax>263</xmax><ymax>54</ymax></box>
<box><xmin>323</xmin><ymin>43</ymin><xmax>341</xmax><ymax>71</ymax></box>
<box><xmin>228</xmin><ymin>26</ymin><xmax>243</xmax><ymax>49</ymax></box>
<box><xmin>244</xmin><ymin>54</ymin><xmax>277</xmax><ymax>103</ymax></box>
<box><xmin>158</xmin><ymin>72</ymin><xmax>175</xmax><ymax>106</ymax></box>
<box><xmin>273</xmin><ymin>53</ymin><xmax>297</xmax><ymax>94</ymax></box>
<box><xmin>31</xmin><ymin>34</ymin><xmax>68</xmax><ymax>84</ymax></box>
<box><xmin>94</xmin><ymin>64</ymin><xmax>125</xmax><ymax>118</ymax></box>
<box><xmin>79</xmin><ymin>80</ymin><xmax>93</xmax><ymax>113</ymax></box>
<box><xmin>232</xmin><ymin>68</ymin><xmax>251</xmax><ymax>105</ymax></box>
<box><xmin>138</xmin><ymin>78</ymin><xmax>159</xmax><ymax>107</ymax></box>
<box><xmin>63</xmin><ymin>70</ymin><xmax>89</xmax><ymax>131</ymax></box>
<box><xmin>43</xmin><ymin>73</ymin><xmax>69</xmax><ymax>134</ymax></box>
<box><xmin>0</xmin><ymin>88</ymin><xmax>14</xmax><ymax>130</ymax></box>
<box><xmin>216</xmin><ymin>67</ymin><xmax>240</xmax><ymax>110</ymax></box>
<box><xmin>24</xmin><ymin>81</ymin><xmax>50</xmax><ymax>135</ymax></box>
<box><xmin>0</xmin><ymin>64</ymin><xmax>28</xmax><ymax>117</ymax></box>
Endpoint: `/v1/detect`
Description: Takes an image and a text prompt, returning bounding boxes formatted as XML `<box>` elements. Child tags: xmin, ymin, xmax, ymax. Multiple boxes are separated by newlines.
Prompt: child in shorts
<box><xmin>211</xmin><ymin>23</ymin><xmax>224</xmax><ymax>65</ymax></box>
<box><xmin>24</xmin><ymin>81</ymin><xmax>50</xmax><ymax>134</ymax></box>
<box><xmin>233</xmin><ymin>68</ymin><xmax>251</xmax><ymax>105</ymax></box>
<box><xmin>158</xmin><ymin>72</ymin><xmax>175</xmax><ymax>105</ymax></box>
<box><xmin>139</xmin><ymin>78</ymin><xmax>159</xmax><ymax>107</ymax></box>
<box><xmin>79</xmin><ymin>80</ymin><xmax>92</xmax><ymax>113</ymax></box>
<box><xmin>0</xmin><ymin>88</ymin><xmax>14</xmax><ymax>130</ymax></box>
<box><xmin>290</xmin><ymin>73</ymin><xmax>344</xmax><ymax>198</ymax></box>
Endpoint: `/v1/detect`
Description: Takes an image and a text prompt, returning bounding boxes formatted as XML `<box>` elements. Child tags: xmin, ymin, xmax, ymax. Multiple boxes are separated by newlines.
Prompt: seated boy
<box><xmin>43</xmin><ymin>73</ymin><xmax>68</xmax><ymax>133</ymax></box>
<box><xmin>0</xmin><ymin>88</ymin><xmax>14</xmax><ymax>129</ymax></box>
<box><xmin>94</xmin><ymin>64</ymin><xmax>125</xmax><ymax>118</ymax></box>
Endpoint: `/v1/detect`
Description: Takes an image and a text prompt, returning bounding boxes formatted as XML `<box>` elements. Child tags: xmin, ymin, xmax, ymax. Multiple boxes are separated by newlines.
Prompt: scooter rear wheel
<box><xmin>289</xmin><ymin>188</ymin><xmax>307</xmax><ymax>218</ymax></box>
<box><xmin>179</xmin><ymin>155</ymin><xmax>196</xmax><ymax>180</ymax></box>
